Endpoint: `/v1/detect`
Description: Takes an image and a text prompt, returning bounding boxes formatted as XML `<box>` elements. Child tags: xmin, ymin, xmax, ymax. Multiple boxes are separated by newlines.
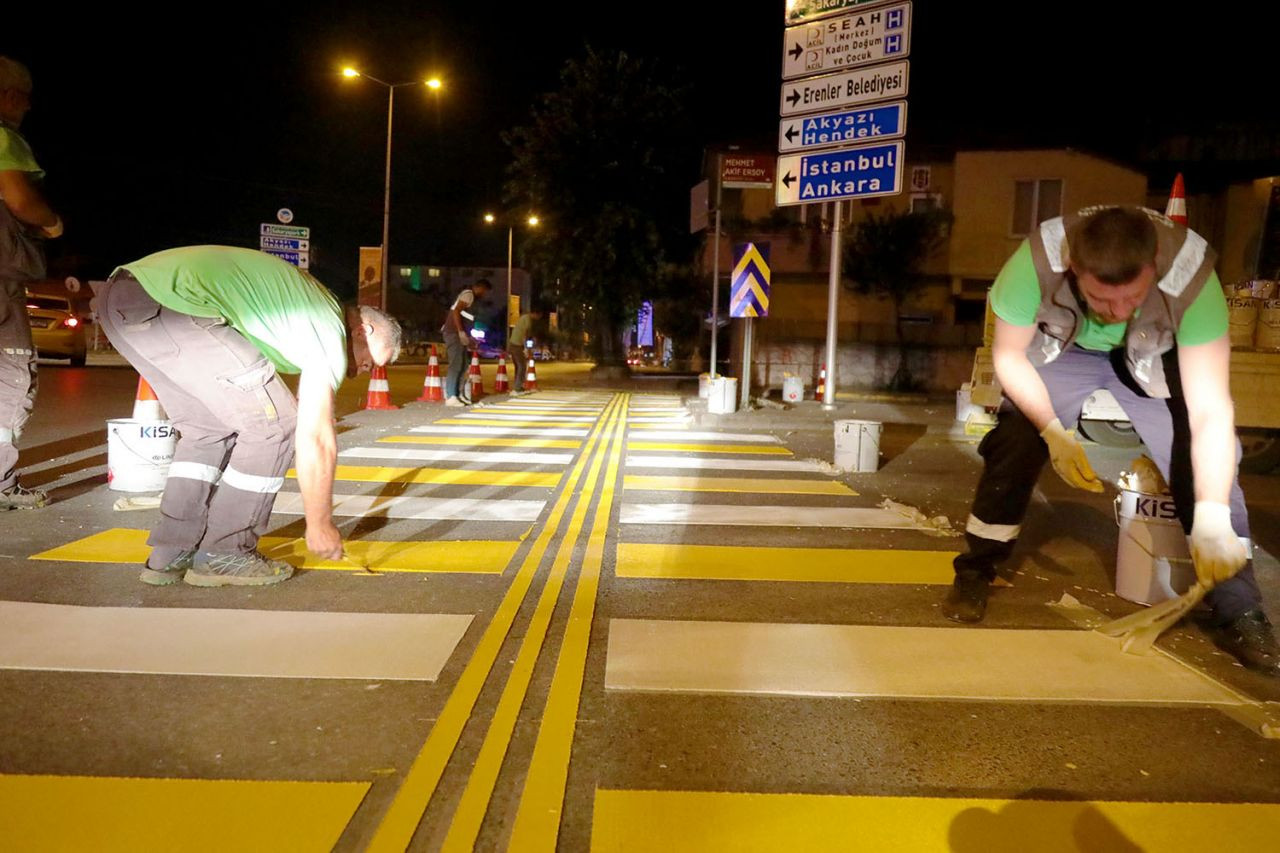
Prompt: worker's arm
<box><xmin>0</xmin><ymin>169</ymin><xmax>61</xmax><ymax>234</ymax></box>
<box><xmin>294</xmin><ymin>367</ymin><xmax>343</xmax><ymax>560</ymax></box>
<box><xmin>1179</xmin><ymin>334</ymin><xmax>1247</xmax><ymax>586</ymax></box>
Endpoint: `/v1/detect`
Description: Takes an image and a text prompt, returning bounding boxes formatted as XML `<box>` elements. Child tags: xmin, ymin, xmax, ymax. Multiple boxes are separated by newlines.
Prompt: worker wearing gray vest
<box><xmin>944</xmin><ymin>206</ymin><xmax>1277</xmax><ymax>676</ymax></box>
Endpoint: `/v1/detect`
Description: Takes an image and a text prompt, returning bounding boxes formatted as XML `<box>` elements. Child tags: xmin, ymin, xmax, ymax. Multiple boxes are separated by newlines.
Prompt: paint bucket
<box><xmin>1227</xmin><ymin>296</ymin><xmax>1258</xmax><ymax>349</ymax></box>
<box><xmin>707</xmin><ymin>377</ymin><xmax>738</xmax><ymax>414</ymax></box>
<box><xmin>698</xmin><ymin>373</ymin><xmax>712</xmax><ymax>399</ymax></box>
<box><xmin>107</xmin><ymin>418</ymin><xmax>177</xmax><ymax>492</ymax></box>
<box><xmin>834</xmin><ymin>419</ymin><xmax>881</xmax><ymax>472</ymax></box>
<box><xmin>782</xmin><ymin>375</ymin><xmax>805</xmax><ymax>403</ymax></box>
<box><xmin>955</xmin><ymin>382</ymin><xmax>983</xmax><ymax>422</ymax></box>
<box><xmin>1113</xmin><ymin>488</ymin><xmax>1193</xmax><ymax>605</ymax></box>
<box><xmin>1256</xmin><ymin>299</ymin><xmax>1280</xmax><ymax>351</ymax></box>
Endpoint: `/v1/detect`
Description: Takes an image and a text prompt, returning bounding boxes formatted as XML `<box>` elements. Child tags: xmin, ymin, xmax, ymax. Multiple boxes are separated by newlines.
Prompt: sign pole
<box><xmin>380</xmin><ymin>86</ymin><xmax>395</xmax><ymax>313</ymax></box>
<box><xmin>823</xmin><ymin>200</ymin><xmax>842</xmax><ymax>410</ymax></box>
<box><xmin>740</xmin><ymin>316</ymin><xmax>753</xmax><ymax>410</ymax></box>
<box><xmin>709</xmin><ymin>153</ymin><xmax>723</xmax><ymax>378</ymax></box>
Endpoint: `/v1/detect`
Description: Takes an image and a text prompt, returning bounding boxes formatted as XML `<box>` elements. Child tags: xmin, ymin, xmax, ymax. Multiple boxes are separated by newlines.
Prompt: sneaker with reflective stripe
<box><xmin>139</xmin><ymin>549</ymin><xmax>195</xmax><ymax>586</ymax></box>
<box><xmin>184</xmin><ymin>550</ymin><xmax>295</xmax><ymax>587</ymax></box>
<box><xmin>0</xmin><ymin>482</ymin><xmax>48</xmax><ymax>510</ymax></box>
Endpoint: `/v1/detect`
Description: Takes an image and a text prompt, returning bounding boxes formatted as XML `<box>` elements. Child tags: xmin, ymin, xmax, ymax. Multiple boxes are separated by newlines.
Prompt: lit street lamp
<box><xmin>484</xmin><ymin>212</ymin><xmax>539</xmax><ymax>344</ymax></box>
<box><xmin>342</xmin><ymin>67</ymin><xmax>443</xmax><ymax>311</ymax></box>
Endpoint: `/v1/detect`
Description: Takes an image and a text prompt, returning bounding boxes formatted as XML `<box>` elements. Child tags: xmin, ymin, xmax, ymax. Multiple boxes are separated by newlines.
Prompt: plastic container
<box><xmin>1227</xmin><ymin>296</ymin><xmax>1259</xmax><ymax>348</ymax></box>
<box><xmin>955</xmin><ymin>382</ymin><xmax>984</xmax><ymax>422</ymax></box>
<box><xmin>107</xmin><ymin>418</ymin><xmax>177</xmax><ymax>492</ymax></box>
<box><xmin>782</xmin><ymin>375</ymin><xmax>805</xmax><ymax>404</ymax></box>
<box><xmin>707</xmin><ymin>377</ymin><xmax>738</xmax><ymax>414</ymax></box>
<box><xmin>1256</xmin><ymin>299</ymin><xmax>1280</xmax><ymax>351</ymax></box>
<box><xmin>1113</xmin><ymin>488</ymin><xmax>1194</xmax><ymax>605</ymax></box>
<box><xmin>834</xmin><ymin>419</ymin><xmax>881</xmax><ymax>472</ymax></box>
<box><xmin>698</xmin><ymin>373</ymin><xmax>712</xmax><ymax>399</ymax></box>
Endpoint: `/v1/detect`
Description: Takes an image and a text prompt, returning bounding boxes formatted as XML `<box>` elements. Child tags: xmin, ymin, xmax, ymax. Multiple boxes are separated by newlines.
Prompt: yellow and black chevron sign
<box><xmin>730</xmin><ymin>242</ymin><xmax>771</xmax><ymax>318</ymax></box>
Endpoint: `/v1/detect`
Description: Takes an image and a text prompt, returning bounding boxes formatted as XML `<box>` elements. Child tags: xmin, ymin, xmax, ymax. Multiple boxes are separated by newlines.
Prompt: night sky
<box><xmin>8</xmin><ymin>2</ymin><xmax>1274</xmax><ymax>298</ymax></box>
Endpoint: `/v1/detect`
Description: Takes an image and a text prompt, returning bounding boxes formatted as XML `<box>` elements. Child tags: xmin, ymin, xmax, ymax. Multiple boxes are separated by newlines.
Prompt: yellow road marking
<box><xmin>0</xmin><ymin>774</ymin><xmax>368</xmax><ymax>853</ymax></box>
<box><xmin>30</xmin><ymin>528</ymin><xmax>520</xmax><ymax>574</ymax></box>
<box><xmin>627</xmin><ymin>441</ymin><xmax>792</xmax><ymax>456</ymax></box>
<box><xmin>508</xmin><ymin>393</ymin><xmax>630</xmax><ymax>849</ymax></box>
<box><xmin>368</xmin><ymin>395</ymin><xmax>621</xmax><ymax>851</ymax></box>
<box><xmin>315</xmin><ymin>464</ymin><xmax>560</xmax><ymax>488</ymax></box>
<box><xmin>442</xmin><ymin>396</ymin><xmax>626</xmax><ymax>850</ymax></box>
<box><xmin>623</xmin><ymin>475</ymin><xmax>854</xmax><ymax>496</ymax></box>
<box><xmin>435</xmin><ymin>418</ymin><xmax>589</xmax><ymax>428</ymax></box>
<box><xmin>381</xmin><ymin>435</ymin><xmax>581</xmax><ymax>449</ymax></box>
<box><xmin>615</xmin><ymin>543</ymin><xmax>959</xmax><ymax>585</ymax></box>
<box><xmin>591</xmin><ymin>789</ymin><xmax>1280</xmax><ymax>852</ymax></box>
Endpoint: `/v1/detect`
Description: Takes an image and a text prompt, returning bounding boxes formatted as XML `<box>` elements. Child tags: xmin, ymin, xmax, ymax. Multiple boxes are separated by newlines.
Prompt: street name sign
<box><xmin>260</xmin><ymin>223</ymin><xmax>311</xmax><ymax>239</ymax></box>
<box><xmin>263</xmin><ymin>248</ymin><xmax>310</xmax><ymax>269</ymax></box>
<box><xmin>778</xmin><ymin>100</ymin><xmax>906</xmax><ymax>153</ymax></box>
<box><xmin>259</xmin><ymin>235</ymin><xmax>310</xmax><ymax>252</ymax></box>
<box><xmin>775</xmin><ymin>140</ymin><xmax>904</xmax><ymax>207</ymax></box>
<box><xmin>785</xmin><ymin>0</ymin><xmax>897</xmax><ymax>25</ymax></box>
<box><xmin>782</xmin><ymin>2</ymin><xmax>911</xmax><ymax>80</ymax></box>
<box><xmin>780</xmin><ymin>59</ymin><xmax>908</xmax><ymax>117</ymax></box>
<box><xmin>729</xmin><ymin>243</ymin><xmax>771</xmax><ymax>318</ymax></box>
<box><xmin>722</xmin><ymin>154</ymin><xmax>775</xmax><ymax>189</ymax></box>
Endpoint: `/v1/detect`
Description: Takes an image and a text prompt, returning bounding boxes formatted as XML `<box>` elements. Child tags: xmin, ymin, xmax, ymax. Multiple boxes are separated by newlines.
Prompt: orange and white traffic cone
<box><xmin>132</xmin><ymin>376</ymin><xmax>167</xmax><ymax>421</ymax></box>
<box><xmin>814</xmin><ymin>362</ymin><xmax>826</xmax><ymax>401</ymax></box>
<box><xmin>1165</xmin><ymin>172</ymin><xmax>1188</xmax><ymax>226</ymax></box>
<box><xmin>468</xmin><ymin>350</ymin><xmax>485</xmax><ymax>402</ymax></box>
<box><xmin>524</xmin><ymin>356</ymin><xmax>539</xmax><ymax>392</ymax></box>
<box><xmin>416</xmin><ymin>345</ymin><xmax>444</xmax><ymax>402</ymax></box>
<box><xmin>364</xmin><ymin>365</ymin><xmax>398</xmax><ymax>410</ymax></box>
<box><xmin>494</xmin><ymin>353</ymin><xmax>510</xmax><ymax>393</ymax></box>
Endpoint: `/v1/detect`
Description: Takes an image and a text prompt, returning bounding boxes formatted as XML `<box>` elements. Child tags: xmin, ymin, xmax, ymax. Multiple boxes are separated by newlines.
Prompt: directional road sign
<box><xmin>785</xmin><ymin>0</ymin><xmax>898</xmax><ymax>25</ymax></box>
<box><xmin>260</xmin><ymin>223</ymin><xmax>311</xmax><ymax>240</ymax></box>
<box><xmin>778</xmin><ymin>100</ymin><xmax>906</xmax><ymax>153</ymax></box>
<box><xmin>775</xmin><ymin>140</ymin><xmax>904</xmax><ymax>207</ymax></box>
<box><xmin>782</xmin><ymin>2</ymin><xmax>911</xmax><ymax>80</ymax></box>
<box><xmin>729</xmin><ymin>243</ymin><xmax>771</xmax><ymax>318</ymax></box>
<box><xmin>780</xmin><ymin>59</ymin><xmax>908</xmax><ymax>117</ymax></box>
<box><xmin>259</xmin><ymin>235</ymin><xmax>310</xmax><ymax>252</ymax></box>
<box><xmin>263</xmin><ymin>248</ymin><xmax>310</xmax><ymax>269</ymax></box>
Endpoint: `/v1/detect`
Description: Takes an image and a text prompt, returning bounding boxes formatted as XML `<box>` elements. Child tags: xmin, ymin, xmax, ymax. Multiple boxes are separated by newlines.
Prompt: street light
<box><xmin>483</xmin><ymin>212</ymin><xmax>539</xmax><ymax>344</ymax></box>
<box><xmin>341</xmin><ymin>66</ymin><xmax>443</xmax><ymax>311</ymax></box>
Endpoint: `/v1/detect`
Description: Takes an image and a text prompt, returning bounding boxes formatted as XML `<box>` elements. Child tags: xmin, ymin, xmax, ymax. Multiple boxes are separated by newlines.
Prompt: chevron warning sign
<box><xmin>730</xmin><ymin>242</ymin><xmax>771</xmax><ymax>318</ymax></box>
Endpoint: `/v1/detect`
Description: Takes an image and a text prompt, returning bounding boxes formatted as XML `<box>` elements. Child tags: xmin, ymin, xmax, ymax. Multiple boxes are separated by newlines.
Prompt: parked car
<box><xmin>25</xmin><ymin>291</ymin><xmax>87</xmax><ymax>365</ymax></box>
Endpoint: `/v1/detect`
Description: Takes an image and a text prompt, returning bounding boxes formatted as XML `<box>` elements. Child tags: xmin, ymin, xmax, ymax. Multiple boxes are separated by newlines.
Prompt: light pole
<box><xmin>484</xmin><ymin>212</ymin><xmax>539</xmax><ymax>346</ymax></box>
<box><xmin>342</xmin><ymin>67</ymin><xmax>442</xmax><ymax>312</ymax></box>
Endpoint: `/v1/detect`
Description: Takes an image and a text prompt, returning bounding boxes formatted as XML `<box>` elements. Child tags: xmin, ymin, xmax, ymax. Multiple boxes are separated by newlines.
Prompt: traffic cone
<box><xmin>416</xmin><ymin>345</ymin><xmax>444</xmax><ymax>402</ymax></box>
<box><xmin>525</xmin><ymin>356</ymin><xmax>539</xmax><ymax>392</ymax></box>
<box><xmin>364</xmin><ymin>365</ymin><xmax>398</xmax><ymax>410</ymax></box>
<box><xmin>814</xmin><ymin>362</ymin><xmax>826</xmax><ymax>400</ymax></box>
<box><xmin>132</xmin><ymin>376</ymin><xmax>166</xmax><ymax>421</ymax></box>
<box><xmin>494</xmin><ymin>353</ymin><xmax>510</xmax><ymax>393</ymax></box>
<box><xmin>468</xmin><ymin>350</ymin><xmax>485</xmax><ymax>402</ymax></box>
<box><xmin>1165</xmin><ymin>173</ymin><xmax>1188</xmax><ymax>225</ymax></box>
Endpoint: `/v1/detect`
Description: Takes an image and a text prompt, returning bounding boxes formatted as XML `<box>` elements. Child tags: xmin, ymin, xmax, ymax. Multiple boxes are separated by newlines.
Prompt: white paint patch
<box><xmin>631</xmin><ymin>431</ymin><xmax>781</xmax><ymax>443</ymax></box>
<box><xmin>339</xmin><ymin>446</ymin><xmax>573</xmax><ymax>465</ymax></box>
<box><xmin>628</xmin><ymin>417</ymin><xmax>692</xmax><ymax>424</ymax></box>
<box><xmin>620</xmin><ymin>504</ymin><xmax>933</xmax><ymax>529</ymax></box>
<box><xmin>455</xmin><ymin>412</ymin><xmax>596</xmax><ymax>422</ymax></box>
<box><xmin>626</xmin><ymin>455</ymin><xmax>830</xmax><ymax>473</ymax></box>
<box><xmin>605</xmin><ymin>619</ymin><xmax>1244</xmax><ymax>706</ymax></box>
<box><xmin>273</xmin><ymin>491</ymin><xmax>545</xmax><ymax>522</ymax></box>
<box><xmin>409</xmin><ymin>425</ymin><xmax>588</xmax><ymax>437</ymax></box>
<box><xmin>0</xmin><ymin>601</ymin><xmax>471</xmax><ymax>681</ymax></box>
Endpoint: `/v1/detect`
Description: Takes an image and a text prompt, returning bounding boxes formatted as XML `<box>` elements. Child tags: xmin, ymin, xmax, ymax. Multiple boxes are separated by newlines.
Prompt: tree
<box><xmin>842</xmin><ymin>207</ymin><xmax>953</xmax><ymax>390</ymax></box>
<box><xmin>503</xmin><ymin>48</ymin><xmax>691</xmax><ymax>369</ymax></box>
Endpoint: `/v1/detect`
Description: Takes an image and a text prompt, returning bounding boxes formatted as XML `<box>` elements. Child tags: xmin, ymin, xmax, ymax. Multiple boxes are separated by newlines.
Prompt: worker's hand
<box><xmin>1190</xmin><ymin>501</ymin><xmax>1247</xmax><ymax>589</ymax></box>
<box><xmin>305</xmin><ymin>519</ymin><xmax>344</xmax><ymax>562</ymax></box>
<box><xmin>40</xmin><ymin>216</ymin><xmax>63</xmax><ymax>239</ymax></box>
<box><xmin>1039</xmin><ymin>417</ymin><xmax>1104</xmax><ymax>492</ymax></box>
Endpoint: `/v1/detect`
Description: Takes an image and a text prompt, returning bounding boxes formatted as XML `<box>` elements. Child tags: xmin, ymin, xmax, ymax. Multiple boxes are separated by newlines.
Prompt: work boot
<box><xmin>1206</xmin><ymin>610</ymin><xmax>1280</xmax><ymax>676</ymax></box>
<box><xmin>943</xmin><ymin>573</ymin><xmax>990</xmax><ymax>624</ymax></box>
<box><xmin>0</xmin><ymin>482</ymin><xmax>48</xmax><ymax>510</ymax></box>
<box><xmin>139</xmin><ymin>549</ymin><xmax>195</xmax><ymax>586</ymax></box>
<box><xmin>184</xmin><ymin>551</ymin><xmax>294</xmax><ymax>587</ymax></box>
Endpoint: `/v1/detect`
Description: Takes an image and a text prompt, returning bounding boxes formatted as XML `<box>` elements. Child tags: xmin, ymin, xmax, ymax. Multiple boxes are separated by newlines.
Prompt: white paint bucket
<box><xmin>782</xmin><ymin>376</ymin><xmax>804</xmax><ymax>403</ymax></box>
<box><xmin>955</xmin><ymin>382</ymin><xmax>983</xmax><ymax>422</ymax></box>
<box><xmin>107</xmin><ymin>418</ymin><xmax>177</xmax><ymax>492</ymax></box>
<box><xmin>834</xmin><ymin>419</ymin><xmax>881</xmax><ymax>472</ymax></box>
<box><xmin>1113</xmin><ymin>488</ymin><xmax>1193</xmax><ymax>605</ymax></box>
<box><xmin>707</xmin><ymin>377</ymin><xmax>738</xmax><ymax>414</ymax></box>
<box><xmin>698</xmin><ymin>373</ymin><xmax>712</xmax><ymax>399</ymax></box>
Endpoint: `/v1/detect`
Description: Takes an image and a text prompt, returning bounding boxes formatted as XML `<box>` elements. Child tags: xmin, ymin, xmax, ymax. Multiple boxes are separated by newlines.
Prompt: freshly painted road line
<box><xmin>0</xmin><ymin>601</ymin><xmax>471</xmax><ymax>680</ymax></box>
<box><xmin>627</xmin><ymin>442</ymin><xmax>792</xmax><ymax>456</ymax></box>
<box><xmin>623</xmin><ymin>475</ymin><xmax>855</xmax><ymax>496</ymax></box>
<box><xmin>320</xmin><ymin>464</ymin><xmax>560</xmax><ymax>488</ymax></box>
<box><xmin>273</xmin><ymin>491</ymin><xmax>545</xmax><ymax>522</ymax></box>
<box><xmin>625</xmin><ymin>455</ymin><xmax>828</xmax><ymax>473</ymax></box>
<box><xmin>604</xmin><ymin>619</ymin><xmax>1244</xmax><ymax>705</ymax></box>
<box><xmin>455</xmin><ymin>412</ymin><xmax>597</xmax><ymax>422</ymax></box>
<box><xmin>410</xmin><ymin>425</ymin><xmax>588</xmax><ymax>437</ymax></box>
<box><xmin>615</xmin><ymin>543</ymin><xmax>957</xmax><ymax>584</ymax></box>
<box><xmin>620</xmin><ymin>504</ymin><xmax>935</xmax><ymax>529</ymax></box>
<box><xmin>340</xmin><ymin>446</ymin><xmax>573</xmax><ymax>465</ymax></box>
<box><xmin>382</xmin><ymin>435</ymin><xmax>581</xmax><ymax>449</ymax></box>
<box><xmin>436</xmin><ymin>418</ymin><xmax>592</xmax><ymax>429</ymax></box>
<box><xmin>2</xmin><ymin>775</ymin><xmax>369</xmax><ymax>853</ymax></box>
<box><xmin>633</xmin><ymin>430</ymin><xmax>781</xmax><ymax>442</ymax></box>
<box><xmin>591</xmin><ymin>790</ymin><xmax>1280</xmax><ymax>853</ymax></box>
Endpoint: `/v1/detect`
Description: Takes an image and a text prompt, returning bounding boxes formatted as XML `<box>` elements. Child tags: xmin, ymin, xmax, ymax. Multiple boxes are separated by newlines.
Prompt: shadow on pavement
<box><xmin>948</xmin><ymin>790</ymin><xmax>1141</xmax><ymax>853</ymax></box>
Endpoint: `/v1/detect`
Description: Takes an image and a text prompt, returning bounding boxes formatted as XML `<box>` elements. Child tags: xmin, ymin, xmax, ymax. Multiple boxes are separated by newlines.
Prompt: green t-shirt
<box><xmin>990</xmin><ymin>240</ymin><xmax>1227</xmax><ymax>350</ymax></box>
<box><xmin>510</xmin><ymin>313</ymin><xmax>534</xmax><ymax>349</ymax></box>
<box><xmin>120</xmin><ymin>246</ymin><xmax>348</xmax><ymax>390</ymax></box>
<box><xmin>0</xmin><ymin>124</ymin><xmax>43</xmax><ymax>176</ymax></box>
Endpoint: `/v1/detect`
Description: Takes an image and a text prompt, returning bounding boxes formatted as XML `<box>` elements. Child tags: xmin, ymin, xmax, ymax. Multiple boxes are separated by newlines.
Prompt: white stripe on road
<box><xmin>0</xmin><ymin>601</ymin><xmax>471</xmax><ymax>681</ymax></box>
<box><xmin>410</xmin><ymin>425</ymin><xmax>589</xmax><ymax>437</ymax></box>
<box><xmin>631</xmin><ymin>431</ymin><xmax>781</xmax><ymax>443</ymax></box>
<box><xmin>604</xmin><ymin>619</ymin><xmax>1245</xmax><ymax>706</ymax></box>
<box><xmin>620</xmin><ymin>504</ymin><xmax>932</xmax><ymax>529</ymax></box>
<box><xmin>625</xmin><ymin>455</ymin><xmax>831</xmax><ymax>473</ymax></box>
<box><xmin>628</xmin><ymin>417</ymin><xmax>691</xmax><ymax>424</ymax></box>
<box><xmin>456</xmin><ymin>412</ymin><xmax>597</xmax><ymax>422</ymax></box>
<box><xmin>340</xmin><ymin>446</ymin><xmax>573</xmax><ymax>465</ymax></box>
<box><xmin>273</xmin><ymin>491</ymin><xmax>545</xmax><ymax>522</ymax></box>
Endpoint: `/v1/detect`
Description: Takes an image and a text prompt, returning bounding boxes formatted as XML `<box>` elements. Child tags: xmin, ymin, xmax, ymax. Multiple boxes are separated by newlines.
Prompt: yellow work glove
<box><xmin>1039</xmin><ymin>417</ymin><xmax>1103</xmax><ymax>493</ymax></box>
<box><xmin>1189</xmin><ymin>501</ymin><xmax>1247</xmax><ymax>589</ymax></box>
<box><xmin>41</xmin><ymin>216</ymin><xmax>63</xmax><ymax>239</ymax></box>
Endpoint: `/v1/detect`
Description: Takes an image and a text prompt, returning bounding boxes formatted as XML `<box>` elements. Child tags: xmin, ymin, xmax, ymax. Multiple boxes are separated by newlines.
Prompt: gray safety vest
<box><xmin>1025</xmin><ymin>206</ymin><xmax>1216</xmax><ymax>399</ymax></box>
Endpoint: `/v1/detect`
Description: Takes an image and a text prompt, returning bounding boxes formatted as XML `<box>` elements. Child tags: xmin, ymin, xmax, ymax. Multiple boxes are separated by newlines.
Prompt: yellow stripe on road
<box><xmin>381</xmin><ymin>435</ymin><xmax>582</xmax><ymax>449</ymax></box>
<box><xmin>0</xmin><ymin>774</ymin><xmax>369</xmax><ymax>853</ymax></box>
<box><xmin>323</xmin><ymin>465</ymin><xmax>560</xmax><ymax>488</ymax></box>
<box><xmin>615</xmin><ymin>543</ymin><xmax>957</xmax><ymax>584</ymax></box>
<box><xmin>591</xmin><ymin>790</ymin><xmax>1280</xmax><ymax>853</ymax></box>
<box><xmin>623</xmin><ymin>475</ymin><xmax>854</xmax><ymax>496</ymax></box>
<box><xmin>627</xmin><ymin>442</ymin><xmax>792</xmax><ymax>456</ymax></box>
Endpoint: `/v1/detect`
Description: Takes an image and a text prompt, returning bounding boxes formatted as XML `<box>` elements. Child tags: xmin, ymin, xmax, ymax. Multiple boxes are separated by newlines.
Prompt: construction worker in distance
<box><xmin>93</xmin><ymin>246</ymin><xmax>401</xmax><ymax>587</ymax></box>
<box><xmin>0</xmin><ymin>56</ymin><xmax>63</xmax><ymax>510</ymax></box>
<box><xmin>441</xmin><ymin>278</ymin><xmax>491</xmax><ymax>407</ymax></box>
<box><xmin>944</xmin><ymin>206</ymin><xmax>1279</xmax><ymax>676</ymax></box>
<box><xmin>507</xmin><ymin>303</ymin><xmax>543</xmax><ymax>396</ymax></box>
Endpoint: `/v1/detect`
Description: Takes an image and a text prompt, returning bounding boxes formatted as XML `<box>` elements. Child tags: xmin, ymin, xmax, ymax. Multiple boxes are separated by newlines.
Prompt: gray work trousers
<box><xmin>444</xmin><ymin>335</ymin><xmax>468</xmax><ymax>400</ymax></box>
<box><xmin>0</xmin><ymin>279</ymin><xmax>38</xmax><ymax>491</ymax></box>
<box><xmin>508</xmin><ymin>347</ymin><xmax>528</xmax><ymax>392</ymax></box>
<box><xmin>956</xmin><ymin>345</ymin><xmax>1262</xmax><ymax>624</ymax></box>
<box><xmin>94</xmin><ymin>273</ymin><xmax>298</xmax><ymax>567</ymax></box>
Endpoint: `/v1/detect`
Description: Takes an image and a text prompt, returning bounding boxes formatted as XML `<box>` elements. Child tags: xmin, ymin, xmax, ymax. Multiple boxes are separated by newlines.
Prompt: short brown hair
<box><xmin>1068</xmin><ymin>207</ymin><xmax>1157</xmax><ymax>285</ymax></box>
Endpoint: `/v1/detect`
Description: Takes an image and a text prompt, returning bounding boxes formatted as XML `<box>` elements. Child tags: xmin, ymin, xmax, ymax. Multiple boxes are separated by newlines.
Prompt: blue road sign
<box><xmin>260</xmin><ymin>235</ymin><xmax>310</xmax><ymax>251</ymax></box>
<box><xmin>262</xmin><ymin>248</ymin><xmax>310</xmax><ymax>269</ymax></box>
<box><xmin>778</xmin><ymin>101</ymin><xmax>906</xmax><ymax>153</ymax></box>
<box><xmin>775</xmin><ymin>140</ymin><xmax>904</xmax><ymax>207</ymax></box>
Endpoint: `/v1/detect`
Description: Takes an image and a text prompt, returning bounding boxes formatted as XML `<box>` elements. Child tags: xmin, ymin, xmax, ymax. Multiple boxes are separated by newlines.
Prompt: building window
<box><xmin>910</xmin><ymin>193</ymin><xmax>943</xmax><ymax>213</ymax></box>
<box><xmin>1012</xmin><ymin>179</ymin><xmax>1063</xmax><ymax>236</ymax></box>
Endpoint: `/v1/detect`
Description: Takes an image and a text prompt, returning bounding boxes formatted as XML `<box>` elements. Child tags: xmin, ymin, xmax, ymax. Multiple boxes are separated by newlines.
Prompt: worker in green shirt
<box><xmin>94</xmin><ymin>246</ymin><xmax>401</xmax><ymax>587</ymax></box>
<box><xmin>507</xmin><ymin>304</ymin><xmax>544</xmax><ymax>395</ymax></box>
